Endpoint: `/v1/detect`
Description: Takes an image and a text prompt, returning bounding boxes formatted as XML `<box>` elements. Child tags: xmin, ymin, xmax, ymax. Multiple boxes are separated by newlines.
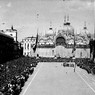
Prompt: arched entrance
<box><xmin>56</xmin><ymin>37</ymin><xmax>66</xmax><ymax>46</ymax></box>
<box><xmin>54</xmin><ymin>35</ymin><xmax>67</xmax><ymax>58</ymax></box>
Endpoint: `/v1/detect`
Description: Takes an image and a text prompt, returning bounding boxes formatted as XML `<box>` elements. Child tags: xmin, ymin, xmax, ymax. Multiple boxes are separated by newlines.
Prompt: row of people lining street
<box><xmin>0</xmin><ymin>57</ymin><xmax>38</xmax><ymax>95</ymax></box>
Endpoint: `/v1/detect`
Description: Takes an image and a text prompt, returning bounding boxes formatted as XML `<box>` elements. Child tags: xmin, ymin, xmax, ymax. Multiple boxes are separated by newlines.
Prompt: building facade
<box><xmin>21</xmin><ymin>16</ymin><xmax>90</xmax><ymax>58</ymax></box>
<box><xmin>22</xmin><ymin>37</ymin><xmax>36</xmax><ymax>56</ymax></box>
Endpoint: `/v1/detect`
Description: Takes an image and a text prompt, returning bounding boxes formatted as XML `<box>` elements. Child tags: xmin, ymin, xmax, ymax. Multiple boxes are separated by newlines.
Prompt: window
<box><xmin>25</xmin><ymin>43</ymin><xmax>26</xmax><ymax>49</ymax></box>
<box><xmin>27</xmin><ymin>44</ymin><xmax>29</xmax><ymax>50</ymax></box>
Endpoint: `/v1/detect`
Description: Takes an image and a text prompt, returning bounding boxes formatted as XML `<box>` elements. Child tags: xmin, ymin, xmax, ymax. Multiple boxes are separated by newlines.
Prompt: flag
<box><xmin>72</xmin><ymin>34</ymin><xmax>76</xmax><ymax>53</ymax></box>
<box><xmin>33</xmin><ymin>33</ymin><xmax>38</xmax><ymax>53</ymax></box>
<box><xmin>11</xmin><ymin>25</ymin><xmax>14</xmax><ymax>30</ymax></box>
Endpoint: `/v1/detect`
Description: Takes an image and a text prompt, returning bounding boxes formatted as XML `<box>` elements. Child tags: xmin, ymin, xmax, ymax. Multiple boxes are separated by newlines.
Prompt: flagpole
<box><xmin>93</xmin><ymin>1</ymin><xmax>95</xmax><ymax>39</ymax></box>
<box><xmin>37</xmin><ymin>13</ymin><xmax>39</xmax><ymax>33</ymax></box>
<box><xmin>94</xmin><ymin>14</ymin><xmax>95</xmax><ymax>39</ymax></box>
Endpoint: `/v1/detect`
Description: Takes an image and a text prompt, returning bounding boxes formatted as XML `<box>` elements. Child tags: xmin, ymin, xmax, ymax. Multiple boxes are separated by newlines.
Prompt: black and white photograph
<box><xmin>0</xmin><ymin>0</ymin><xmax>95</xmax><ymax>95</ymax></box>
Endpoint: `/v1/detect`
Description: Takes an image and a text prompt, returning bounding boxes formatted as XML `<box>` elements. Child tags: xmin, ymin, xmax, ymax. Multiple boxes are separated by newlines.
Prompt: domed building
<box><xmin>54</xmin><ymin>15</ymin><xmax>75</xmax><ymax>58</ymax></box>
<box><xmin>21</xmin><ymin>16</ymin><xmax>90</xmax><ymax>58</ymax></box>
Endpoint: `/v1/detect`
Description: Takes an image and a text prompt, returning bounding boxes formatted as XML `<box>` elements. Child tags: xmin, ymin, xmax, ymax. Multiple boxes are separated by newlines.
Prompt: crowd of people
<box><xmin>75</xmin><ymin>58</ymin><xmax>95</xmax><ymax>74</ymax></box>
<box><xmin>39</xmin><ymin>57</ymin><xmax>75</xmax><ymax>62</ymax></box>
<box><xmin>39</xmin><ymin>57</ymin><xmax>89</xmax><ymax>63</ymax></box>
<box><xmin>0</xmin><ymin>57</ymin><xmax>38</xmax><ymax>95</ymax></box>
<box><xmin>0</xmin><ymin>56</ymin><xmax>95</xmax><ymax>95</ymax></box>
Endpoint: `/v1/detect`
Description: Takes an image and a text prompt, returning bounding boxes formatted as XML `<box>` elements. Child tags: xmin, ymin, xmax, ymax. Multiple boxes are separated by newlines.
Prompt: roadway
<box><xmin>20</xmin><ymin>62</ymin><xmax>95</xmax><ymax>95</ymax></box>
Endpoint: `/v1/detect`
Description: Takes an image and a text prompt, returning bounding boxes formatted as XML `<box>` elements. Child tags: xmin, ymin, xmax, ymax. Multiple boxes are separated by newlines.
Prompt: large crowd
<box><xmin>0</xmin><ymin>56</ymin><xmax>95</xmax><ymax>95</ymax></box>
<box><xmin>0</xmin><ymin>57</ymin><xmax>38</xmax><ymax>95</ymax></box>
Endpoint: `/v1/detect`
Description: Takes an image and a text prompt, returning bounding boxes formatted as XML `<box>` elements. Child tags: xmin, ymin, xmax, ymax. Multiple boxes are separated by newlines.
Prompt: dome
<box><xmin>45</xmin><ymin>28</ymin><xmax>54</xmax><ymax>37</ymax></box>
<box><xmin>80</xmin><ymin>22</ymin><xmax>91</xmax><ymax>39</ymax></box>
<box><xmin>56</xmin><ymin>15</ymin><xmax>74</xmax><ymax>45</ymax></box>
<box><xmin>81</xmin><ymin>28</ymin><xmax>89</xmax><ymax>37</ymax></box>
<box><xmin>62</xmin><ymin>15</ymin><xmax>74</xmax><ymax>36</ymax></box>
<box><xmin>63</xmin><ymin>24</ymin><xmax>74</xmax><ymax>36</ymax></box>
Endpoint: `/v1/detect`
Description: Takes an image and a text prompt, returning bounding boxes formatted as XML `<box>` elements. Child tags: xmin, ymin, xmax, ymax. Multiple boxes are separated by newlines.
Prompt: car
<box><xmin>63</xmin><ymin>62</ymin><xmax>75</xmax><ymax>67</ymax></box>
<box><xmin>63</xmin><ymin>62</ymin><xmax>69</xmax><ymax>67</ymax></box>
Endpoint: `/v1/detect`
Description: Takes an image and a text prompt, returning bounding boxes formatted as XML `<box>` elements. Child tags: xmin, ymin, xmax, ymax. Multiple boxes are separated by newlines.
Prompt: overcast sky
<box><xmin>0</xmin><ymin>0</ymin><xmax>95</xmax><ymax>41</ymax></box>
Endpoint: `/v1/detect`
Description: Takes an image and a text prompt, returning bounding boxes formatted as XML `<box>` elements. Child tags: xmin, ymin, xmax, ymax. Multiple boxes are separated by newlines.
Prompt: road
<box><xmin>20</xmin><ymin>62</ymin><xmax>95</xmax><ymax>95</ymax></box>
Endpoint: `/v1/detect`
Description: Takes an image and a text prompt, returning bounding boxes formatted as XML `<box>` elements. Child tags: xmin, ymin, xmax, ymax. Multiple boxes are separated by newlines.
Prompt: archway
<box><xmin>56</xmin><ymin>36</ymin><xmax>66</xmax><ymax>46</ymax></box>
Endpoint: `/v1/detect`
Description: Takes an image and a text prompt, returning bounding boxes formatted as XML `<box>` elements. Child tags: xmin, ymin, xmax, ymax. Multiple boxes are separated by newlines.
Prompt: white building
<box><xmin>22</xmin><ymin>37</ymin><xmax>36</xmax><ymax>56</ymax></box>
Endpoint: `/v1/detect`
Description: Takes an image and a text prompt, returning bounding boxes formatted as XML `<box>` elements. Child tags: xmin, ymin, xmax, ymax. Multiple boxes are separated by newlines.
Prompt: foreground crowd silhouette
<box><xmin>0</xmin><ymin>57</ymin><xmax>38</xmax><ymax>95</ymax></box>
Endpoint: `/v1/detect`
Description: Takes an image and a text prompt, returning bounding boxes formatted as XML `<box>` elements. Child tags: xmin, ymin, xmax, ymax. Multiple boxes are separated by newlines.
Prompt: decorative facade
<box><xmin>38</xmin><ymin>27</ymin><xmax>55</xmax><ymax>46</ymax></box>
<box><xmin>21</xmin><ymin>16</ymin><xmax>90</xmax><ymax>58</ymax></box>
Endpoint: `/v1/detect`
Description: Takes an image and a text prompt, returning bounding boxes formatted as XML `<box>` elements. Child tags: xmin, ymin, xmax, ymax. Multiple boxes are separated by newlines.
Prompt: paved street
<box><xmin>20</xmin><ymin>62</ymin><xmax>95</xmax><ymax>95</ymax></box>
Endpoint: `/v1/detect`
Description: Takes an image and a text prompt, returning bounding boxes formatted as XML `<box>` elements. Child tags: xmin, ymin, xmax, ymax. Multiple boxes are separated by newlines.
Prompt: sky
<box><xmin>0</xmin><ymin>0</ymin><xmax>95</xmax><ymax>41</ymax></box>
